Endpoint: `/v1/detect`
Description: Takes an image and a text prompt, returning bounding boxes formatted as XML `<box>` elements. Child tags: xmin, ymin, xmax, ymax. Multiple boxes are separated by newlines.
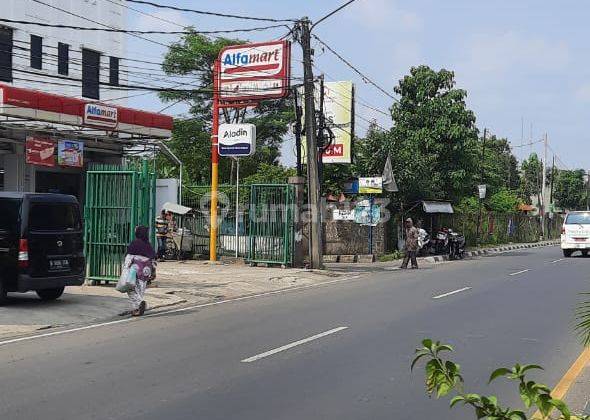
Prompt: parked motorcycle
<box><xmin>448</xmin><ymin>230</ymin><xmax>466</xmax><ymax>260</ymax></box>
<box><xmin>418</xmin><ymin>228</ymin><xmax>430</xmax><ymax>256</ymax></box>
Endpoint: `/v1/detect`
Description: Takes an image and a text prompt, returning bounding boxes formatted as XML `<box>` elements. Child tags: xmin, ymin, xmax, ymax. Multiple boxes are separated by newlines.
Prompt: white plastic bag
<box><xmin>116</xmin><ymin>255</ymin><xmax>137</xmax><ymax>293</ymax></box>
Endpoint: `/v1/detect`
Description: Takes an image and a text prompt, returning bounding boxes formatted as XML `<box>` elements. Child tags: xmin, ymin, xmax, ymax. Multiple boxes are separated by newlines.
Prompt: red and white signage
<box><xmin>26</xmin><ymin>136</ymin><xmax>55</xmax><ymax>167</ymax></box>
<box><xmin>84</xmin><ymin>103</ymin><xmax>118</xmax><ymax>129</ymax></box>
<box><xmin>218</xmin><ymin>40</ymin><xmax>291</xmax><ymax>101</ymax></box>
<box><xmin>0</xmin><ymin>84</ymin><xmax>173</xmax><ymax>138</ymax></box>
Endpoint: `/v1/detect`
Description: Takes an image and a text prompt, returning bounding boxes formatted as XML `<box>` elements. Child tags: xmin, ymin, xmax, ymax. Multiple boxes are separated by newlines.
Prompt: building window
<box><xmin>58</xmin><ymin>42</ymin><xmax>69</xmax><ymax>76</ymax></box>
<box><xmin>0</xmin><ymin>27</ymin><xmax>12</xmax><ymax>82</ymax></box>
<box><xmin>82</xmin><ymin>48</ymin><xmax>100</xmax><ymax>99</ymax></box>
<box><xmin>30</xmin><ymin>34</ymin><xmax>42</xmax><ymax>69</ymax></box>
<box><xmin>109</xmin><ymin>56</ymin><xmax>119</xmax><ymax>86</ymax></box>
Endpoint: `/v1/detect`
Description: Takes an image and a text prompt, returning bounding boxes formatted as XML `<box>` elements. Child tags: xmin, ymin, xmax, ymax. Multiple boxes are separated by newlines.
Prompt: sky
<box><xmin>125</xmin><ymin>0</ymin><xmax>589</xmax><ymax>170</ymax></box>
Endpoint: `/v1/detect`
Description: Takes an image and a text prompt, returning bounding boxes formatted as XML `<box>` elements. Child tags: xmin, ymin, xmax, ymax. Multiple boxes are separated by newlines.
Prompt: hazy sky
<box><xmin>126</xmin><ymin>0</ymin><xmax>587</xmax><ymax>169</ymax></box>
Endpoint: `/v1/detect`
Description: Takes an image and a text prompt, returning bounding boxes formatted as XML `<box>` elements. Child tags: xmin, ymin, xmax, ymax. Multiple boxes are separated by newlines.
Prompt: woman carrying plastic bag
<box><xmin>120</xmin><ymin>226</ymin><xmax>157</xmax><ymax>316</ymax></box>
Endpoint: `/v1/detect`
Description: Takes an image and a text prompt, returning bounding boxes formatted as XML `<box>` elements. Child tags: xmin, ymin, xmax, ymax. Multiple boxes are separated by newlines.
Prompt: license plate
<box><xmin>49</xmin><ymin>259</ymin><xmax>70</xmax><ymax>271</ymax></box>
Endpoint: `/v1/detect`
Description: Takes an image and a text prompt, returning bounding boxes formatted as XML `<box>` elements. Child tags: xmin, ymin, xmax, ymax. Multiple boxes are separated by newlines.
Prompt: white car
<box><xmin>561</xmin><ymin>211</ymin><xmax>590</xmax><ymax>257</ymax></box>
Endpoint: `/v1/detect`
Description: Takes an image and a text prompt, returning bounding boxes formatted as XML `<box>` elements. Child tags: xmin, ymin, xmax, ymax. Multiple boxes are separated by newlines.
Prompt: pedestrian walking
<box><xmin>401</xmin><ymin>217</ymin><xmax>419</xmax><ymax>269</ymax></box>
<box><xmin>155</xmin><ymin>210</ymin><xmax>168</xmax><ymax>261</ymax></box>
<box><xmin>125</xmin><ymin>226</ymin><xmax>157</xmax><ymax>316</ymax></box>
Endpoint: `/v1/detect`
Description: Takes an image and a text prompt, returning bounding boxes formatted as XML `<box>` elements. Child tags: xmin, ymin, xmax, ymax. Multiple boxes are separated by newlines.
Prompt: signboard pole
<box><xmin>368</xmin><ymin>195</ymin><xmax>374</xmax><ymax>255</ymax></box>
<box><xmin>235</xmin><ymin>157</ymin><xmax>240</xmax><ymax>258</ymax></box>
<box><xmin>210</xmin><ymin>60</ymin><xmax>220</xmax><ymax>261</ymax></box>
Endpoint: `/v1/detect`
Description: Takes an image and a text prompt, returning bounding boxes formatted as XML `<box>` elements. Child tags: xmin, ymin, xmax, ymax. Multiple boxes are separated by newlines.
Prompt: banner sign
<box><xmin>300</xmin><ymin>81</ymin><xmax>355</xmax><ymax>164</ymax></box>
<box><xmin>84</xmin><ymin>103</ymin><xmax>118</xmax><ymax>129</ymax></box>
<box><xmin>332</xmin><ymin>208</ymin><xmax>355</xmax><ymax>221</ymax></box>
<box><xmin>219</xmin><ymin>41</ymin><xmax>291</xmax><ymax>101</ymax></box>
<box><xmin>26</xmin><ymin>136</ymin><xmax>55</xmax><ymax>167</ymax></box>
<box><xmin>478</xmin><ymin>184</ymin><xmax>487</xmax><ymax>199</ymax></box>
<box><xmin>218</xmin><ymin>123</ymin><xmax>256</xmax><ymax>157</ymax></box>
<box><xmin>354</xmin><ymin>202</ymin><xmax>381</xmax><ymax>226</ymax></box>
<box><xmin>58</xmin><ymin>140</ymin><xmax>84</xmax><ymax>167</ymax></box>
<box><xmin>343</xmin><ymin>179</ymin><xmax>359</xmax><ymax>194</ymax></box>
<box><xmin>359</xmin><ymin>177</ymin><xmax>383</xmax><ymax>194</ymax></box>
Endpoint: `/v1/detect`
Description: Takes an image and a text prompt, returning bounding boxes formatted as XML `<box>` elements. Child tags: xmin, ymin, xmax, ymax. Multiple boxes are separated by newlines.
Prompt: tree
<box><xmin>156</xmin><ymin>32</ymin><xmax>294</xmax><ymax>184</ymax></box>
<box><xmin>554</xmin><ymin>169</ymin><xmax>585</xmax><ymax>210</ymax></box>
<box><xmin>481</xmin><ymin>134</ymin><xmax>520</xmax><ymax>194</ymax></box>
<box><xmin>519</xmin><ymin>153</ymin><xmax>543</xmax><ymax>205</ymax></box>
<box><xmin>356</xmin><ymin>66</ymin><xmax>479</xmax><ymax>207</ymax></box>
<box><xmin>487</xmin><ymin>189</ymin><xmax>521</xmax><ymax>213</ymax></box>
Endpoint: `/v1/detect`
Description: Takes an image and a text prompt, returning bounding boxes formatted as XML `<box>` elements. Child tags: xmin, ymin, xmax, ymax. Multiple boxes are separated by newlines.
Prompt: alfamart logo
<box><xmin>220</xmin><ymin>42</ymin><xmax>285</xmax><ymax>78</ymax></box>
<box><xmin>84</xmin><ymin>103</ymin><xmax>118</xmax><ymax>128</ymax></box>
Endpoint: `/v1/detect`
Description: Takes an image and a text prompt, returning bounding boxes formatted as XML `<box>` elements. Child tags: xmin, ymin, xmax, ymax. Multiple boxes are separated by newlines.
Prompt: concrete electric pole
<box><xmin>299</xmin><ymin>18</ymin><xmax>323</xmax><ymax>269</ymax></box>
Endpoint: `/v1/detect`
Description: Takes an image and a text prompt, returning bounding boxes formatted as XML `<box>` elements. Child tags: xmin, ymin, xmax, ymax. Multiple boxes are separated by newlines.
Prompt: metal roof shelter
<box><xmin>422</xmin><ymin>201</ymin><xmax>454</xmax><ymax>214</ymax></box>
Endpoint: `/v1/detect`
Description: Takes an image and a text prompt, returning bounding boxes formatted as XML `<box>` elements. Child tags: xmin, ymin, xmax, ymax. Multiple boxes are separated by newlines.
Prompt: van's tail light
<box><xmin>18</xmin><ymin>239</ymin><xmax>29</xmax><ymax>268</ymax></box>
<box><xmin>561</xmin><ymin>226</ymin><xmax>566</xmax><ymax>234</ymax></box>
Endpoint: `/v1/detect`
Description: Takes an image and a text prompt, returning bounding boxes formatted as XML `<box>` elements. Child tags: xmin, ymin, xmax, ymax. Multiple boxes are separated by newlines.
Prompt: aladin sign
<box><xmin>218</xmin><ymin>123</ymin><xmax>256</xmax><ymax>157</ymax></box>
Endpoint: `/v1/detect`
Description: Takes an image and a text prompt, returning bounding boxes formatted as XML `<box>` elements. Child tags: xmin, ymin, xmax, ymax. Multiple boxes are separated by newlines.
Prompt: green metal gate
<box><xmin>84</xmin><ymin>161</ymin><xmax>156</xmax><ymax>282</ymax></box>
<box><xmin>247</xmin><ymin>184</ymin><xmax>295</xmax><ymax>266</ymax></box>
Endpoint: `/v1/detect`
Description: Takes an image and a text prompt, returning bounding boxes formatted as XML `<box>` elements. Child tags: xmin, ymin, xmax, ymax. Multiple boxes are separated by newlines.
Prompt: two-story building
<box><xmin>0</xmin><ymin>0</ymin><xmax>173</xmax><ymax>199</ymax></box>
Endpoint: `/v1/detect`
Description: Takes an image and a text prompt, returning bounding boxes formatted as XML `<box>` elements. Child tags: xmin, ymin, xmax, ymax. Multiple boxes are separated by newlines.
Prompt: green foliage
<box><xmin>519</xmin><ymin>153</ymin><xmax>543</xmax><ymax>205</ymax></box>
<box><xmin>488</xmin><ymin>189</ymin><xmax>521</xmax><ymax>213</ymax></box>
<box><xmin>156</xmin><ymin>32</ymin><xmax>294</xmax><ymax>184</ymax></box>
<box><xmin>455</xmin><ymin>196</ymin><xmax>480</xmax><ymax>214</ymax></box>
<box><xmin>412</xmin><ymin>339</ymin><xmax>583</xmax><ymax>419</ymax></box>
<box><xmin>554</xmin><ymin>169</ymin><xmax>586</xmax><ymax>211</ymax></box>
<box><xmin>377</xmin><ymin>250</ymin><xmax>404</xmax><ymax>262</ymax></box>
<box><xmin>242</xmin><ymin>163</ymin><xmax>296</xmax><ymax>185</ymax></box>
<box><xmin>354</xmin><ymin>66</ymin><xmax>479</xmax><ymax>207</ymax></box>
<box><xmin>481</xmin><ymin>135</ymin><xmax>520</xmax><ymax>194</ymax></box>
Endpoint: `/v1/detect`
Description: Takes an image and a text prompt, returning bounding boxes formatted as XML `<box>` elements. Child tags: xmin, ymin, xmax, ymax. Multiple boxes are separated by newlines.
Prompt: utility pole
<box><xmin>476</xmin><ymin>128</ymin><xmax>487</xmax><ymax>245</ymax></box>
<box><xmin>299</xmin><ymin>18</ymin><xmax>323</xmax><ymax>269</ymax></box>
<box><xmin>541</xmin><ymin>133</ymin><xmax>547</xmax><ymax>238</ymax></box>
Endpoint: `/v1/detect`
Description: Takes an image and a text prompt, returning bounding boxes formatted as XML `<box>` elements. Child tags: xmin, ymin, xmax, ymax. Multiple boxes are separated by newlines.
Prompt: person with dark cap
<box><xmin>401</xmin><ymin>217</ymin><xmax>419</xmax><ymax>269</ymax></box>
<box><xmin>125</xmin><ymin>226</ymin><xmax>157</xmax><ymax>316</ymax></box>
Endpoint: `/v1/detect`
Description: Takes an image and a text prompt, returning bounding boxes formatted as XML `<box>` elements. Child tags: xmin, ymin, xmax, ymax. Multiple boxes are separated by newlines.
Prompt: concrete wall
<box><xmin>323</xmin><ymin>220</ymin><xmax>387</xmax><ymax>256</ymax></box>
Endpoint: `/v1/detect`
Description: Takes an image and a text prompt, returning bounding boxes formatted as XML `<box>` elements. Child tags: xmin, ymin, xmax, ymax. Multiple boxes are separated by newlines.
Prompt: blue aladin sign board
<box><xmin>218</xmin><ymin>123</ymin><xmax>256</xmax><ymax>157</ymax></box>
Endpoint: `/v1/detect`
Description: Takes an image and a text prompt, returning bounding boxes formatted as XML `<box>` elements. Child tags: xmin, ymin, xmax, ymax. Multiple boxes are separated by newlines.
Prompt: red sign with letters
<box><xmin>26</xmin><ymin>136</ymin><xmax>55</xmax><ymax>167</ymax></box>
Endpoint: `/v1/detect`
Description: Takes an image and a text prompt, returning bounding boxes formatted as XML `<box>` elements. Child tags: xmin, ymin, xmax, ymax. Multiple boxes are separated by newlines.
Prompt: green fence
<box><xmin>182</xmin><ymin>184</ymin><xmax>250</xmax><ymax>257</ymax></box>
<box><xmin>84</xmin><ymin>161</ymin><xmax>156</xmax><ymax>282</ymax></box>
<box><xmin>248</xmin><ymin>184</ymin><xmax>295</xmax><ymax>266</ymax></box>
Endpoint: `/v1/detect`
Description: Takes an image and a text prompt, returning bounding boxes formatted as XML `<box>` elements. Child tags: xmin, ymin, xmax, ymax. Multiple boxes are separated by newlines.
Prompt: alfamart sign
<box><xmin>219</xmin><ymin>41</ymin><xmax>291</xmax><ymax>101</ymax></box>
<box><xmin>218</xmin><ymin>123</ymin><xmax>256</xmax><ymax>157</ymax></box>
<box><xmin>84</xmin><ymin>103</ymin><xmax>118</xmax><ymax>128</ymax></box>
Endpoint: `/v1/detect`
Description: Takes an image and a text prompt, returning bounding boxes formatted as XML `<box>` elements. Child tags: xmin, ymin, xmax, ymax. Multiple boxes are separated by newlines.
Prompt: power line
<box><xmin>311</xmin><ymin>0</ymin><xmax>358</xmax><ymax>29</ymax></box>
<box><xmin>0</xmin><ymin>18</ymin><xmax>288</xmax><ymax>35</ymax></box>
<box><xmin>126</xmin><ymin>0</ymin><xmax>297</xmax><ymax>23</ymax></box>
<box><xmin>312</xmin><ymin>34</ymin><xmax>396</xmax><ymax>101</ymax></box>
<box><xmin>31</xmin><ymin>0</ymin><xmax>170</xmax><ymax>48</ymax></box>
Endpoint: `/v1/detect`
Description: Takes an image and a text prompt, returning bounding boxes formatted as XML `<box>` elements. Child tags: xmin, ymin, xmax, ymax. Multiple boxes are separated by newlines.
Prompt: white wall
<box><xmin>156</xmin><ymin>178</ymin><xmax>179</xmax><ymax>213</ymax></box>
<box><xmin>3</xmin><ymin>0</ymin><xmax>128</xmax><ymax>105</ymax></box>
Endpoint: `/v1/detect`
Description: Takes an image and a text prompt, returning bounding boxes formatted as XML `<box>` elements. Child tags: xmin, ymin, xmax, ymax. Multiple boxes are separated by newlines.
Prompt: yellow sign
<box><xmin>300</xmin><ymin>81</ymin><xmax>354</xmax><ymax>164</ymax></box>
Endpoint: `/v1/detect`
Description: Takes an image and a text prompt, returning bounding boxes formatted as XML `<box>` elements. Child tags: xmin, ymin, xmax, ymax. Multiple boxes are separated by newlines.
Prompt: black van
<box><xmin>0</xmin><ymin>193</ymin><xmax>85</xmax><ymax>303</ymax></box>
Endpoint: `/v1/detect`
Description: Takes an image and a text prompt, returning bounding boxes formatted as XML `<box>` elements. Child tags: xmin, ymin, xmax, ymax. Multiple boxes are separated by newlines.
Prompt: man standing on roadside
<box><xmin>401</xmin><ymin>217</ymin><xmax>419</xmax><ymax>269</ymax></box>
<box><xmin>155</xmin><ymin>210</ymin><xmax>169</xmax><ymax>261</ymax></box>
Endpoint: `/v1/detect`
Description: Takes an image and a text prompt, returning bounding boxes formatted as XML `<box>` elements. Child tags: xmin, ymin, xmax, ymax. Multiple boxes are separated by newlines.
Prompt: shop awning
<box><xmin>0</xmin><ymin>83</ymin><xmax>173</xmax><ymax>138</ymax></box>
<box><xmin>162</xmin><ymin>202</ymin><xmax>192</xmax><ymax>215</ymax></box>
<box><xmin>422</xmin><ymin>201</ymin><xmax>454</xmax><ymax>214</ymax></box>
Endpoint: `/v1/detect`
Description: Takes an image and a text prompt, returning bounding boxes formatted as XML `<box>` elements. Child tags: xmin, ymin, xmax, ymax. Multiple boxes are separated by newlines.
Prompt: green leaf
<box><xmin>550</xmin><ymin>398</ymin><xmax>571</xmax><ymax>420</ymax></box>
<box><xmin>410</xmin><ymin>352</ymin><xmax>429</xmax><ymax>371</ymax></box>
<box><xmin>489</xmin><ymin>367</ymin><xmax>512</xmax><ymax>384</ymax></box>
<box><xmin>437</xmin><ymin>381</ymin><xmax>452</xmax><ymax>398</ymax></box>
<box><xmin>521</xmin><ymin>364</ymin><xmax>544</xmax><ymax>374</ymax></box>
<box><xmin>449</xmin><ymin>395</ymin><xmax>465</xmax><ymax>408</ymax></box>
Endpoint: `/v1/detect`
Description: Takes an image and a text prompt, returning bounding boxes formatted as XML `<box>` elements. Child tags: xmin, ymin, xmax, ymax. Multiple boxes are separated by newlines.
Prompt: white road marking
<box><xmin>241</xmin><ymin>326</ymin><xmax>349</xmax><ymax>363</ymax></box>
<box><xmin>432</xmin><ymin>287</ymin><xmax>472</xmax><ymax>299</ymax></box>
<box><xmin>0</xmin><ymin>275</ymin><xmax>362</xmax><ymax>348</ymax></box>
<box><xmin>550</xmin><ymin>258</ymin><xmax>564</xmax><ymax>264</ymax></box>
<box><xmin>509</xmin><ymin>269</ymin><xmax>530</xmax><ymax>276</ymax></box>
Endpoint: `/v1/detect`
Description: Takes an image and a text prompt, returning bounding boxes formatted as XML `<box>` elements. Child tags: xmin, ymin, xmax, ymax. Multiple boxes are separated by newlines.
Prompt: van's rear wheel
<box><xmin>36</xmin><ymin>287</ymin><xmax>65</xmax><ymax>301</ymax></box>
<box><xmin>563</xmin><ymin>249</ymin><xmax>573</xmax><ymax>258</ymax></box>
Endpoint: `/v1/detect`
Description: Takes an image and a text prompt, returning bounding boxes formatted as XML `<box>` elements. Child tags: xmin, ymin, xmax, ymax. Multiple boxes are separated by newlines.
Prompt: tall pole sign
<box><xmin>209</xmin><ymin>41</ymin><xmax>291</xmax><ymax>261</ymax></box>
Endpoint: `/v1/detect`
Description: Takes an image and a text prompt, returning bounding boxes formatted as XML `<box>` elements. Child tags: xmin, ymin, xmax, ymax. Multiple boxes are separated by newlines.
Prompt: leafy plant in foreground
<box><xmin>411</xmin><ymin>339</ymin><xmax>586</xmax><ymax>419</ymax></box>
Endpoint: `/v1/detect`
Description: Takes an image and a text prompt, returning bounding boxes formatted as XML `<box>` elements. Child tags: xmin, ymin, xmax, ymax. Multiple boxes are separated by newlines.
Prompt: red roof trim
<box><xmin>0</xmin><ymin>83</ymin><xmax>173</xmax><ymax>132</ymax></box>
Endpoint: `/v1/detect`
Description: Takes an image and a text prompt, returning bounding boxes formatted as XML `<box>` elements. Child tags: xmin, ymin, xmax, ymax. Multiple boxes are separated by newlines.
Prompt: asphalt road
<box><xmin>0</xmin><ymin>245</ymin><xmax>587</xmax><ymax>420</ymax></box>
